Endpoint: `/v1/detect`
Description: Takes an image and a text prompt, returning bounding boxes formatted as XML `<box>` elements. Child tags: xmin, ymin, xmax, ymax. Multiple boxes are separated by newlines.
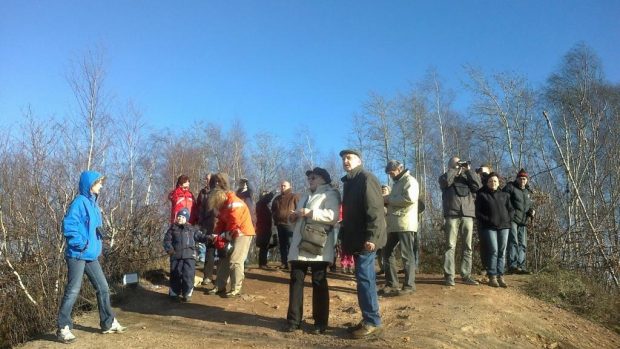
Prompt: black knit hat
<box><xmin>305</xmin><ymin>167</ymin><xmax>332</xmax><ymax>184</ymax></box>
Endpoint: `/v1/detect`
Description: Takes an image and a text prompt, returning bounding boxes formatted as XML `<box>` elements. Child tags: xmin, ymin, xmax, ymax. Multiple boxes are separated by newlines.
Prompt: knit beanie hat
<box><xmin>517</xmin><ymin>169</ymin><xmax>529</xmax><ymax>178</ymax></box>
<box><xmin>177</xmin><ymin>208</ymin><xmax>190</xmax><ymax>221</ymax></box>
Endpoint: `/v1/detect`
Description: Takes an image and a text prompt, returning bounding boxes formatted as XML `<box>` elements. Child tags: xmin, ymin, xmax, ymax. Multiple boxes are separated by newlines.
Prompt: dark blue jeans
<box><xmin>482</xmin><ymin>228</ymin><xmax>509</xmax><ymax>276</ymax></box>
<box><xmin>57</xmin><ymin>258</ymin><xmax>114</xmax><ymax>330</ymax></box>
<box><xmin>354</xmin><ymin>252</ymin><xmax>381</xmax><ymax>327</ymax></box>
<box><xmin>508</xmin><ymin>223</ymin><xmax>528</xmax><ymax>270</ymax></box>
<box><xmin>277</xmin><ymin>225</ymin><xmax>294</xmax><ymax>265</ymax></box>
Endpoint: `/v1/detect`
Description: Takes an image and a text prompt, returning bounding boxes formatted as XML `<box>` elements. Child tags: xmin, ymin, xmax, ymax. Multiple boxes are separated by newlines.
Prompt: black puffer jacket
<box><xmin>163</xmin><ymin>223</ymin><xmax>210</xmax><ymax>260</ymax></box>
<box><xmin>340</xmin><ymin>166</ymin><xmax>386</xmax><ymax>254</ymax></box>
<box><xmin>475</xmin><ymin>187</ymin><xmax>514</xmax><ymax>230</ymax></box>
<box><xmin>503</xmin><ymin>181</ymin><xmax>534</xmax><ymax>226</ymax></box>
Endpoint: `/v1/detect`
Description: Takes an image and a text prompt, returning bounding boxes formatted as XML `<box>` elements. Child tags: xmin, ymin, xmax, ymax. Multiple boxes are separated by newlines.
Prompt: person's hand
<box><xmin>364</xmin><ymin>241</ymin><xmax>376</xmax><ymax>251</ymax></box>
<box><xmin>231</xmin><ymin>229</ymin><xmax>242</xmax><ymax>239</ymax></box>
<box><xmin>298</xmin><ymin>208</ymin><xmax>312</xmax><ymax>217</ymax></box>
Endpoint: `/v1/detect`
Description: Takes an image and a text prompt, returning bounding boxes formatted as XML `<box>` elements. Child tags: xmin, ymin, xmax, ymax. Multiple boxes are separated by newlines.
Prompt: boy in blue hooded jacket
<box><xmin>56</xmin><ymin>171</ymin><xmax>126</xmax><ymax>343</ymax></box>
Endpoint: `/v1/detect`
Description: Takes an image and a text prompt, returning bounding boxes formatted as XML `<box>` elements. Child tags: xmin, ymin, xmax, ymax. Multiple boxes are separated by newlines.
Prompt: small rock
<box><xmin>397</xmin><ymin>314</ymin><xmax>410</xmax><ymax>319</ymax></box>
<box><xmin>273</xmin><ymin>305</ymin><xmax>280</xmax><ymax>309</ymax></box>
<box><xmin>403</xmin><ymin>336</ymin><xmax>411</xmax><ymax>342</ymax></box>
<box><xmin>141</xmin><ymin>326</ymin><xmax>146</xmax><ymax>329</ymax></box>
<box><xmin>343</xmin><ymin>307</ymin><xmax>358</xmax><ymax>314</ymax></box>
<box><xmin>547</xmin><ymin>343</ymin><xmax>559</xmax><ymax>349</ymax></box>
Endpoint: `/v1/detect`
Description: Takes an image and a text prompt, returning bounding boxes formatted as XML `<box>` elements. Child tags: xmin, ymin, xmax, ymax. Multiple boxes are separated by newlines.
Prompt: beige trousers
<box><xmin>215</xmin><ymin>235</ymin><xmax>252</xmax><ymax>293</ymax></box>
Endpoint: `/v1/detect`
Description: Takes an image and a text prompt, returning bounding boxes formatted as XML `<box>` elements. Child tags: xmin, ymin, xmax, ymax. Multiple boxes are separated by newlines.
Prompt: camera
<box><xmin>457</xmin><ymin>160</ymin><xmax>471</xmax><ymax>168</ymax></box>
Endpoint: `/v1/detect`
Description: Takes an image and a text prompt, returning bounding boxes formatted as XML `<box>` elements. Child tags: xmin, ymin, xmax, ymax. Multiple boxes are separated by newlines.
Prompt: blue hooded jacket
<box><xmin>63</xmin><ymin>171</ymin><xmax>104</xmax><ymax>260</ymax></box>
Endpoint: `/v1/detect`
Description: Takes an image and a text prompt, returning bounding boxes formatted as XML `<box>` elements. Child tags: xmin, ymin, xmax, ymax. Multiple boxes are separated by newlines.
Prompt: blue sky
<box><xmin>1</xmin><ymin>1</ymin><xmax>619</xmax><ymax>155</ymax></box>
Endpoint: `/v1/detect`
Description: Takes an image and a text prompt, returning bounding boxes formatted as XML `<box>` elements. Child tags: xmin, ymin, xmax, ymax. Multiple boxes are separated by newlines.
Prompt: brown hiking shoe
<box><xmin>488</xmin><ymin>276</ymin><xmax>499</xmax><ymax>287</ymax></box>
<box><xmin>498</xmin><ymin>276</ymin><xmax>508</xmax><ymax>288</ymax></box>
<box><xmin>351</xmin><ymin>323</ymin><xmax>382</xmax><ymax>339</ymax></box>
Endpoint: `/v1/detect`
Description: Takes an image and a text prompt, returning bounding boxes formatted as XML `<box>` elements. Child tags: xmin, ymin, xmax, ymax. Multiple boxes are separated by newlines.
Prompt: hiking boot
<box><xmin>182</xmin><ymin>295</ymin><xmax>192</xmax><ymax>302</ymax></box>
<box><xmin>56</xmin><ymin>325</ymin><xmax>76</xmax><ymax>343</ymax></box>
<box><xmin>351</xmin><ymin>323</ymin><xmax>382</xmax><ymax>339</ymax></box>
<box><xmin>462</xmin><ymin>276</ymin><xmax>479</xmax><ymax>285</ymax></box>
<box><xmin>102</xmin><ymin>318</ymin><xmax>127</xmax><ymax>334</ymax></box>
<box><xmin>488</xmin><ymin>276</ymin><xmax>499</xmax><ymax>287</ymax></box>
<box><xmin>309</xmin><ymin>325</ymin><xmax>326</xmax><ymax>334</ymax></box>
<box><xmin>283</xmin><ymin>323</ymin><xmax>300</xmax><ymax>332</ymax></box>
<box><xmin>444</xmin><ymin>275</ymin><xmax>455</xmax><ymax>286</ymax></box>
<box><xmin>498</xmin><ymin>276</ymin><xmax>508</xmax><ymax>288</ymax></box>
<box><xmin>516</xmin><ymin>268</ymin><xmax>531</xmax><ymax>275</ymax></box>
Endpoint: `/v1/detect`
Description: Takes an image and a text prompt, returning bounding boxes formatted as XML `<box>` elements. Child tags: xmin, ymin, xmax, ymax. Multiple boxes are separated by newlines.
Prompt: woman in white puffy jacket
<box><xmin>284</xmin><ymin>167</ymin><xmax>341</xmax><ymax>334</ymax></box>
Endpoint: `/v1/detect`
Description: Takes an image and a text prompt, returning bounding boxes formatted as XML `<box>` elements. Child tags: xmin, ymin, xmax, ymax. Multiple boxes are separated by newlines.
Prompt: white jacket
<box><xmin>288</xmin><ymin>184</ymin><xmax>340</xmax><ymax>263</ymax></box>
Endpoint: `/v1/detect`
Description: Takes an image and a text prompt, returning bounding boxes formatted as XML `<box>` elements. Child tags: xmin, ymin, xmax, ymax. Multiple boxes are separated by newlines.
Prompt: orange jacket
<box><xmin>214</xmin><ymin>192</ymin><xmax>256</xmax><ymax>236</ymax></box>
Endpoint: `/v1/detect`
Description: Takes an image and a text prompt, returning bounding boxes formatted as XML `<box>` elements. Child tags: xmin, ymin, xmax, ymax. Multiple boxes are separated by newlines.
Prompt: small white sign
<box><xmin>122</xmin><ymin>272</ymin><xmax>139</xmax><ymax>285</ymax></box>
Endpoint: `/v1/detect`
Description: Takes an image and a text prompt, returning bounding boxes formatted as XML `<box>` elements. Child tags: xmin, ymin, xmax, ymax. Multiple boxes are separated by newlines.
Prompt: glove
<box><xmin>213</xmin><ymin>235</ymin><xmax>227</xmax><ymax>250</ymax></box>
<box><xmin>231</xmin><ymin>229</ymin><xmax>242</xmax><ymax>239</ymax></box>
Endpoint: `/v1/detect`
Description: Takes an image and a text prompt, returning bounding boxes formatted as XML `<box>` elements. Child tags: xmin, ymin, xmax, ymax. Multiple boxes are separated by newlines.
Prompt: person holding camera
<box><xmin>438</xmin><ymin>157</ymin><xmax>482</xmax><ymax>286</ymax></box>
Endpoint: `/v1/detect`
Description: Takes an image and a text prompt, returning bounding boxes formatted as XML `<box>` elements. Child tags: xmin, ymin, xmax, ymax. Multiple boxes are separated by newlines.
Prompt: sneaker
<box><xmin>206</xmin><ymin>288</ymin><xmax>226</xmax><ymax>296</ymax></box>
<box><xmin>200</xmin><ymin>278</ymin><xmax>212</xmax><ymax>286</ymax></box>
<box><xmin>498</xmin><ymin>276</ymin><xmax>508</xmax><ymax>288</ymax></box>
<box><xmin>488</xmin><ymin>275</ymin><xmax>499</xmax><ymax>287</ymax></box>
<box><xmin>56</xmin><ymin>325</ymin><xmax>76</xmax><ymax>343</ymax></box>
<box><xmin>444</xmin><ymin>275</ymin><xmax>456</xmax><ymax>286</ymax></box>
<box><xmin>398</xmin><ymin>288</ymin><xmax>415</xmax><ymax>296</ymax></box>
<box><xmin>462</xmin><ymin>276</ymin><xmax>479</xmax><ymax>285</ymax></box>
<box><xmin>182</xmin><ymin>295</ymin><xmax>192</xmax><ymax>302</ymax></box>
<box><xmin>516</xmin><ymin>268</ymin><xmax>531</xmax><ymax>275</ymax></box>
<box><xmin>377</xmin><ymin>286</ymin><xmax>397</xmax><ymax>296</ymax></box>
<box><xmin>225</xmin><ymin>290</ymin><xmax>240</xmax><ymax>298</ymax></box>
<box><xmin>102</xmin><ymin>318</ymin><xmax>127</xmax><ymax>334</ymax></box>
<box><xmin>346</xmin><ymin>321</ymin><xmax>364</xmax><ymax>333</ymax></box>
<box><xmin>351</xmin><ymin>323</ymin><xmax>382</xmax><ymax>339</ymax></box>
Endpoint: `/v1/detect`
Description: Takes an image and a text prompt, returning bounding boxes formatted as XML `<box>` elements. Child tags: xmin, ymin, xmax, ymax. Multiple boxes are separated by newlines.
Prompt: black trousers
<box><xmin>170</xmin><ymin>258</ymin><xmax>195</xmax><ymax>296</ymax></box>
<box><xmin>258</xmin><ymin>247</ymin><xmax>269</xmax><ymax>266</ymax></box>
<box><xmin>287</xmin><ymin>261</ymin><xmax>330</xmax><ymax>327</ymax></box>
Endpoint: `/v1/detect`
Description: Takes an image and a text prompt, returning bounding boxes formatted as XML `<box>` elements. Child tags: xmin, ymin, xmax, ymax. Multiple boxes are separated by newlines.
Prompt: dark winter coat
<box><xmin>475</xmin><ymin>187</ymin><xmax>514</xmax><ymax>230</ymax></box>
<box><xmin>438</xmin><ymin>168</ymin><xmax>482</xmax><ymax>218</ymax></box>
<box><xmin>236</xmin><ymin>188</ymin><xmax>256</xmax><ymax>227</ymax></box>
<box><xmin>340</xmin><ymin>165</ymin><xmax>387</xmax><ymax>254</ymax></box>
<box><xmin>503</xmin><ymin>181</ymin><xmax>534</xmax><ymax>226</ymax></box>
<box><xmin>255</xmin><ymin>192</ymin><xmax>275</xmax><ymax>249</ymax></box>
<box><xmin>271</xmin><ymin>188</ymin><xmax>300</xmax><ymax>229</ymax></box>
<box><xmin>163</xmin><ymin>223</ymin><xmax>210</xmax><ymax>260</ymax></box>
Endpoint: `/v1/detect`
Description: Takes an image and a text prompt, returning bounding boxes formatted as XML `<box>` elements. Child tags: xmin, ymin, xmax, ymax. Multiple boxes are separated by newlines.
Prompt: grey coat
<box><xmin>438</xmin><ymin>168</ymin><xmax>482</xmax><ymax>218</ymax></box>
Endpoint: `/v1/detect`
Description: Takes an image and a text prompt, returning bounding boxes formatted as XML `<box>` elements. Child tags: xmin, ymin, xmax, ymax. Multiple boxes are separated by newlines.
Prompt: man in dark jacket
<box><xmin>340</xmin><ymin>149</ymin><xmax>386</xmax><ymax>339</ymax></box>
<box><xmin>271</xmin><ymin>181</ymin><xmax>300</xmax><ymax>269</ymax></box>
<box><xmin>255</xmin><ymin>191</ymin><xmax>276</xmax><ymax>268</ymax></box>
<box><xmin>503</xmin><ymin>169</ymin><xmax>535</xmax><ymax>274</ymax></box>
<box><xmin>439</xmin><ymin>157</ymin><xmax>482</xmax><ymax>286</ymax></box>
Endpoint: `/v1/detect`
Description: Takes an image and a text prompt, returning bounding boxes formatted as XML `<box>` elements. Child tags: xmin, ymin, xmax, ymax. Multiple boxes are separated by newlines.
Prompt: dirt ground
<box><xmin>19</xmin><ymin>265</ymin><xmax>620</xmax><ymax>349</ymax></box>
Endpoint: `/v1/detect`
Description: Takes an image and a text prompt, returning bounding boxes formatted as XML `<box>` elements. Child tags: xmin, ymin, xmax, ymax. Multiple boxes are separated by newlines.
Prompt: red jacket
<box><xmin>168</xmin><ymin>187</ymin><xmax>197</xmax><ymax>224</ymax></box>
<box><xmin>215</xmin><ymin>192</ymin><xmax>256</xmax><ymax>236</ymax></box>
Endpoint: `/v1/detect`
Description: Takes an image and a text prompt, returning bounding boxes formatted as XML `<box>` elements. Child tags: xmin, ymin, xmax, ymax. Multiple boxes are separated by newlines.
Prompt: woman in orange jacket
<box><xmin>206</xmin><ymin>186</ymin><xmax>255</xmax><ymax>298</ymax></box>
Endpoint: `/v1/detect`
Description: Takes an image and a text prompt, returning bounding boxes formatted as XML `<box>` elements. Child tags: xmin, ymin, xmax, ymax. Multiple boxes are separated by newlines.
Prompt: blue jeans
<box><xmin>482</xmin><ymin>228</ymin><xmax>509</xmax><ymax>276</ymax></box>
<box><xmin>354</xmin><ymin>252</ymin><xmax>381</xmax><ymax>327</ymax></box>
<box><xmin>57</xmin><ymin>258</ymin><xmax>115</xmax><ymax>330</ymax></box>
<box><xmin>508</xmin><ymin>223</ymin><xmax>527</xmax><ymax>270</ymax></box>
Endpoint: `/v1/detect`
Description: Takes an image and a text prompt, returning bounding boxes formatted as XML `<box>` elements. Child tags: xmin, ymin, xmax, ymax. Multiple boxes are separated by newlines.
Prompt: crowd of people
<box><xmin>55</xmin><ymin>150</ymin><xmax>535</xmax><ymax>343</ymax></box>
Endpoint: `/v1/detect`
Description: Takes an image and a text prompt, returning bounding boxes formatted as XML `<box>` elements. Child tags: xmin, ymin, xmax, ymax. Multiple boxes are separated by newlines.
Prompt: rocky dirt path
<box><xmin>19</xmin><ymin>268</ymin><xmax>620</xmax><ymax>349</ymax></box>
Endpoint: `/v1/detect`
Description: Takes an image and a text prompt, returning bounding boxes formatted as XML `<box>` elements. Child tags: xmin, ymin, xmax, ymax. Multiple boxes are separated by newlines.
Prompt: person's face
<box><xmin>517</xmin><ymin>176</ymin><xmax>528</xmax><ymax>188</ymax></box>
<box><xmin>487</xmin><ymin>176</ymin><xmax>500</xmax><ymax>191</ymax></box>
<box><xmin>381</xmin><ymin>187</ymin><xmax>390</xmax><ymax>196</ymax></box>
<box><xmin>307</xmin><ymin>175</ymin><xmax>325</xmax><ymax>191</ymax></box>
<box><xmin>449</xmin><ymin>157</ymin><xmax>460</xmax><ymax>169</ymax></box>
<box><xmin>176</xmin><ymin>215</ymin><xmax>187</xmax><ymax>225</ymax></box>
<box><xmin>280</xmin><ymin>181</ymin><xmax>291</xmax><ymax>192</ymax></box>
<box><xmin>239</xmin><ymin>182</ymin><xmax>248</xmax><ymax>191</ymax></box>
<box><xmin>181</xmin><ymin>181</ymin><xmax>190</xmax><ymax>191</ymax></box>
<box><xmin>342</xmin><ymin>154</ymin><xmax>361</xmax><ymax>172</ymax></box>
<box><xmin>91</xmin><ymin>181</ymin><xmax>103</xmax><ymax>195</ymax></box>
<box><xmin>387</xmin><ymin>167</ymin><xmax>401</xmax><ymax>179</ymax></box>
<box><xmin>204</xmin><ymin>175</ymin><xmax>211</xmax><ymax>185</ymax></box>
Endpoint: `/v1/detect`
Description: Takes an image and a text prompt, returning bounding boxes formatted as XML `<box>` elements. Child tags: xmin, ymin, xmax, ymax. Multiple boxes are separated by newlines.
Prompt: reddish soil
<box><xmin>19</xmin><ymin>266</ymin><xmax>620</xmax><ymax>349</ymax></box>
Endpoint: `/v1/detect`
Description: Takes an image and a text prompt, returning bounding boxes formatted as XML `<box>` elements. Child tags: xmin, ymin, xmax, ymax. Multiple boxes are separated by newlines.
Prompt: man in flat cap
<box><xmin>380</xmin><ymin>160</ymin><xmax>419</xmax><ymax>296</ymax></box>
<box><xmin>339</xmin><ymin>149</ymin><xmax>386</xmax><ymax>339</ymax></box>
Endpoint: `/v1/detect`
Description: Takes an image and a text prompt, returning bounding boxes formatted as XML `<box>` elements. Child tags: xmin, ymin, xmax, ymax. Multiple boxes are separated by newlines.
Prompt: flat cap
<box><xmin>339</xmin><ymin>149</ymin><xmax>362</xmax><ymax>158</ymax></box>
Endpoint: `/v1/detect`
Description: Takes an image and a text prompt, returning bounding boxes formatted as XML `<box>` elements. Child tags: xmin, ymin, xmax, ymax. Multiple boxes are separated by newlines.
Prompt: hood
<box><xmin>79</xmin><ymin>171</ymin><xmax>104</xmax><ymax>198</ymax></box>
